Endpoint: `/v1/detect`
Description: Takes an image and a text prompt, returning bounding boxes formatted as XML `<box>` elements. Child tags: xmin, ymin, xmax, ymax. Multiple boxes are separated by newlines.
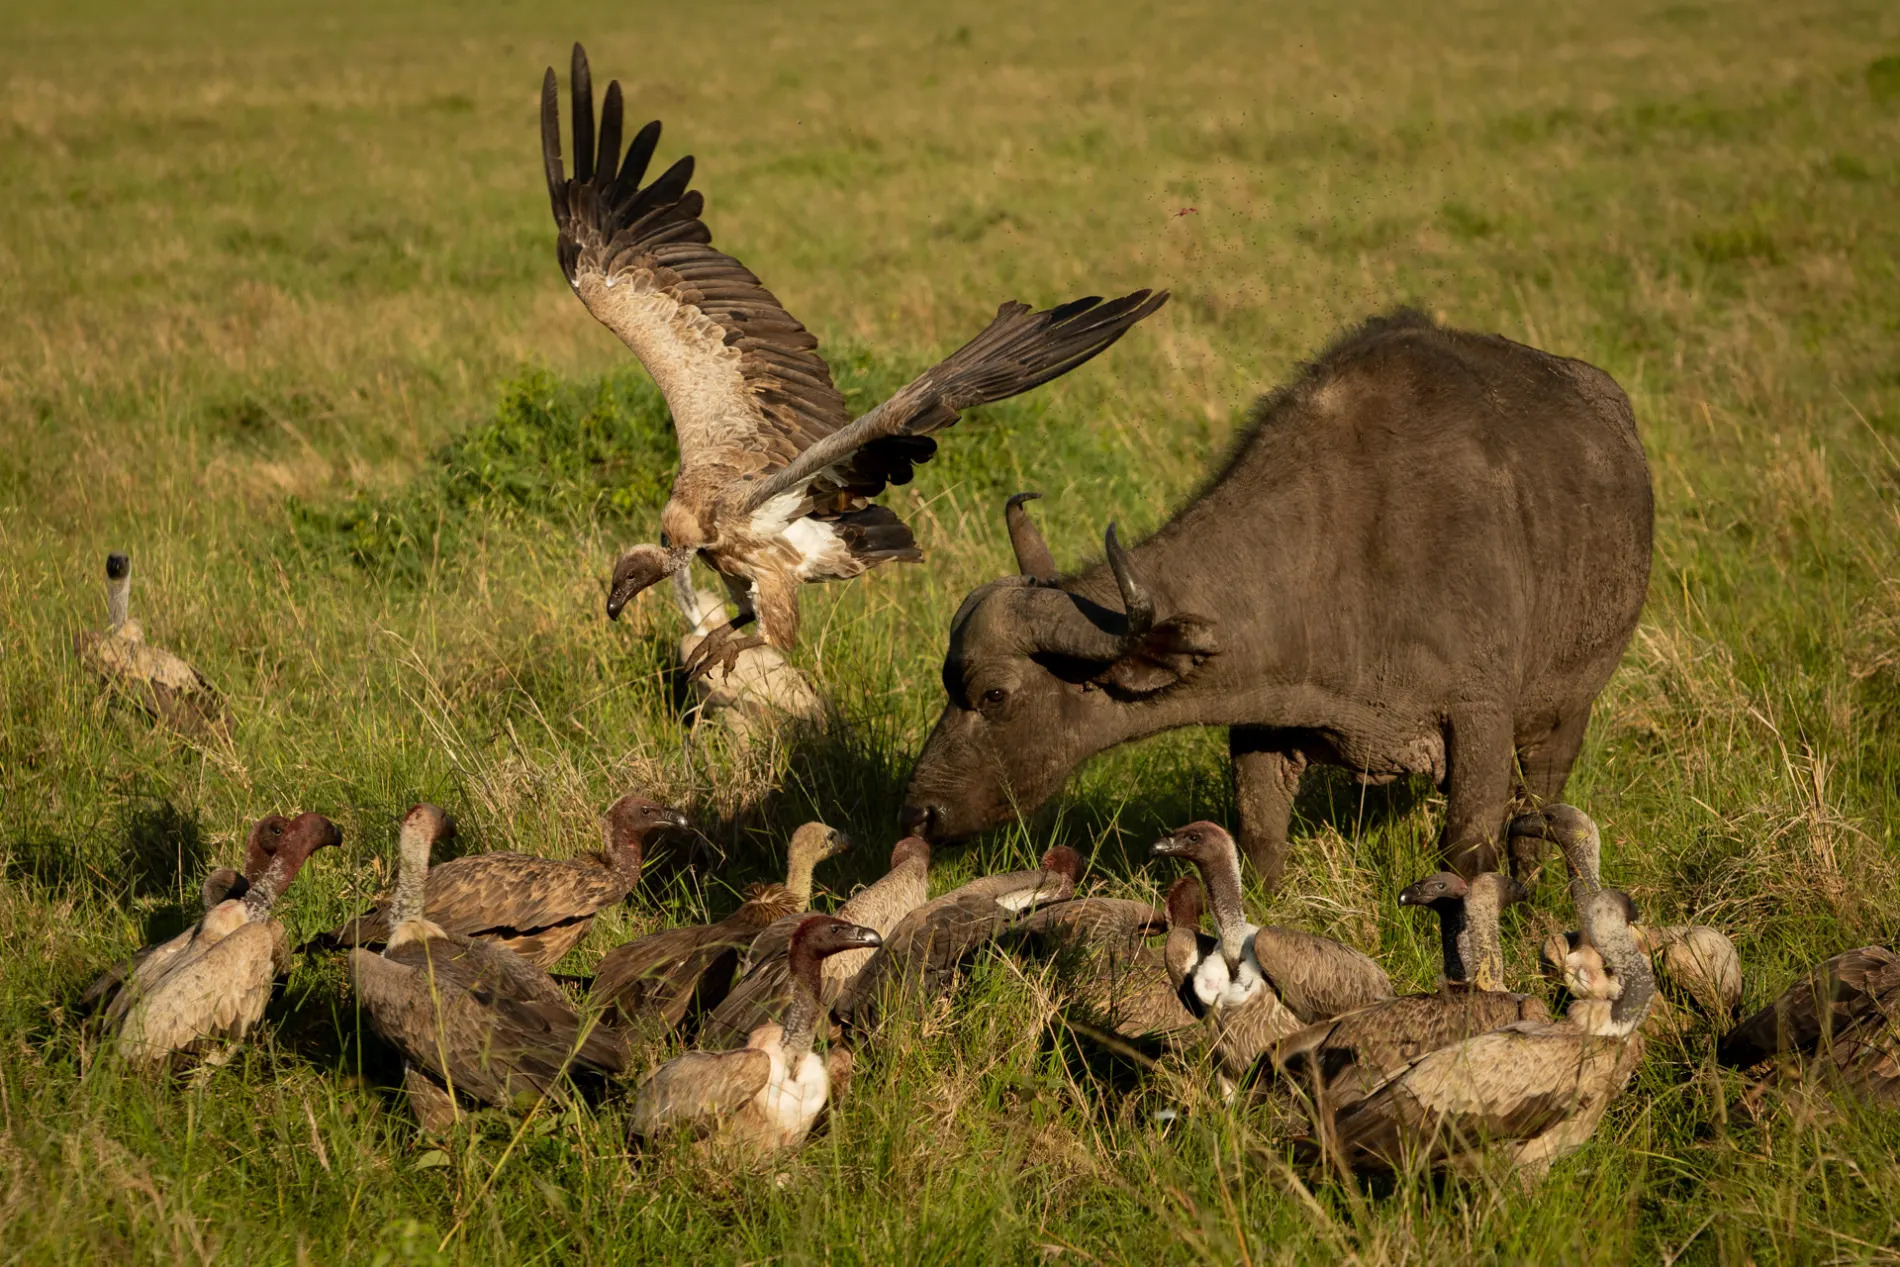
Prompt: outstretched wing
<box><xmin>542</xmin><ymin>46</ymin><xmax>856</xmax><ymax>483</ymax></box>
<box><xmin>740</xmin><ymin>289</ymin><xmax>1169</xmax><ymax>518</ymax></box>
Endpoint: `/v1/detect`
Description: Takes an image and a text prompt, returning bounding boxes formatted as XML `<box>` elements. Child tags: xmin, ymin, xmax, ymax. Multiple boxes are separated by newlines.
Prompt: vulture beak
<box><xmin>839</xmin><ymin>925</ymin><xmax>883</xmax><ymax>950</ymax></box>
<box><xmin>1150</xmin><ymin>833</ymin><xmax>1188</xmax><ymax>858</ymax></box>
<box><xmin>657</xmin><ymin>808</ymin><xmax>692</xmax><ymax>833</ymax></box>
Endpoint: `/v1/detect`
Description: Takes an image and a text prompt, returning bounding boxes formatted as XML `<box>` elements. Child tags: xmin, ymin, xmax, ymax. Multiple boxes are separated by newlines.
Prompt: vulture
<box><xmin>1718</xmin><ymin>943</ymin><xmax>1900</xmax><ymax>1105</ymax></box>
<box><xmin>833</xmin><ymin>846</ymin><xmax>1082</xmax><ymax>1031</ymax></box>
<box><xmin>1517</xmin><ymin>804</ymin><xmax>1743</xmax><ymax>1030</ymax></box>
<box><xmin>1151</xmin><ymin>822</ymin><xmax>1391</xmax><ymax>1088</ymax></box>
<box><xmin>590</xmin><ymin>821</ymin><xmax>851</xmax><ymax>1032</ymax></box>
<box><xmin>80</xmin><ymin>814</ymin><xmax>281</xmax><ymax>1015</ymax></box>
<box><xmin>1267</xmin><ymin>871</ymin><xmax>1549</xmax><ymax>1110</ymax></box>
<box><xmin>629</xmin><ymin>915</ymin><xmax>882</xmax><ymax>1156</ymax></box>
<box><xmin>350</xmin><ymin>805</ymin><xmax>627</xmax><ymax>1127</ymax></box>
<box><xmin>1023</xmin><ymin>880</ymin><xmax>1197</xmax><ymax>1055</ymax></box>
<box><xmin>73</xmin><ymin>552</ymin><xmax>229</xmax><ymax>736</ymax></box>
<box><xmin>320</xmin><ymin>794</ymin><xmax>687</xmax><ymax>968</ymax></box>
<box><xmin>541</xmin><ymin>45</ymin><xmax>1169</xmax><ymax>677</ymax></box>
<box><xmin>700</xmin><ymin>837</ymin><xmax>931</xmax><ymax>1049</ymax></box>
<box><xmin>107</xmin><ymin>812</ymin><xmax>341</xmax><ymax>1066</ymax></box>
<box><xmin>1313</xmin><ymin>887</ymin><xmax>1653</xmax><ymax>1181</ymax></box>
<box><xmin>1150</xmin><ymin>824</ymin><xmax>1301</xmax><ymax>1088</ymax></box>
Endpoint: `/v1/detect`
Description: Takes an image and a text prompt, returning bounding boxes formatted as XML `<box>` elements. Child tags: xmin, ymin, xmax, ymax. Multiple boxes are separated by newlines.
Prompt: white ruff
<box><xmin>757</xmin><ymin>1049</ymin><xmax>830</xmax><ymax>1145</ymax></box>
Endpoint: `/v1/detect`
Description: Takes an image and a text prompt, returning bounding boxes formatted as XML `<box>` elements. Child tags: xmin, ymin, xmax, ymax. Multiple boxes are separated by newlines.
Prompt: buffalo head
<box><xmin>901</xmin><ymin>498</ymin><xmax>1219</xmax><ymax>842</ymax></box>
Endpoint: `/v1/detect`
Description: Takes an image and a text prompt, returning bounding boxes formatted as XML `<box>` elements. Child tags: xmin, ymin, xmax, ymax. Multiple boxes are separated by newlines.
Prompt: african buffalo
<box><xmin>900</xmin><ymin>311</ymin><xmax>1652</xmax><ymax>884</ymax></box>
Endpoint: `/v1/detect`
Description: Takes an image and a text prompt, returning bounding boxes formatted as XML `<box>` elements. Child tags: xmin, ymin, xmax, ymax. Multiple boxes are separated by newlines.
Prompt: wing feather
<box><xmin>629</xmin><ymin>1049</ymin><xmax>771</xmax><ymax>1139</ymax></box>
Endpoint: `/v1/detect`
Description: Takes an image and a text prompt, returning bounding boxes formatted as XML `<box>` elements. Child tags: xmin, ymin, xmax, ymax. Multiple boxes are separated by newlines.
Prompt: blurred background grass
<box><xmin>2</xmin><ymin>0</ymin><xmax>1899</xmax><ymax>1260</ymax></box>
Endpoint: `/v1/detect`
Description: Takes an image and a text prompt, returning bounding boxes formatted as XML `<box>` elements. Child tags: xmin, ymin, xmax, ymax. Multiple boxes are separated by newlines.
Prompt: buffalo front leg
<box><xmin>1230</xmin><ymin>729</ymin><xmax>1306</xmax><ymax>888</ymax></box>
<box><xmin>1440</xmin><ymin>707</ymin><xmax>1516</xmax><ymax>877</ymax></box>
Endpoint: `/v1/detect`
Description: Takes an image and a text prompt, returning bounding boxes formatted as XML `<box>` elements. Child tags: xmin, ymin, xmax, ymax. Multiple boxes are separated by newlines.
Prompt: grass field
<box><xmin>3</xmin><ymin>0</ymin><xmax>1900</xmax><ymax>1260</ymax></box>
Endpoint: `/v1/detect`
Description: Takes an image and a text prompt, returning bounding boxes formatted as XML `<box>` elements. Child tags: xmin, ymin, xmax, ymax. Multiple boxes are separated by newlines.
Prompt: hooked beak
<box><xmin>605</xmin><ymin>583</ymin><xmax>640</xmax><ymax>622</ymax></box>
<box><xmin>1506</xmin><ymin>810</ymin><xmax>1554</xmax><ymax>843</ymax></box>
<box><xmin>829</xmin><ymin>828</ymin><xmax>854</xmax><ymax>855</ymax></box>
<box><xmin>842</xmin><ymin>926</ymin><xmax>883</xmax><ymax>950</ymax></box>
<box><xmin>1397</xmin><ymin>885</ymin><xmax>1424</xmax><ymax>906</ymax></box>
<box><xmin>1150</xmin><ymin>834</ymin><xmax>1189</xmax><ymax>858</ymax></box>
<box><xmin>657</xmin><ymin>809</ymin><xmax>691</xmax><ymax>833</ymax></box>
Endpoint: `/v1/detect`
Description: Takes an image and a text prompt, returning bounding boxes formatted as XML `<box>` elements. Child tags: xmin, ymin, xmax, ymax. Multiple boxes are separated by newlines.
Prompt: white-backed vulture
<box><xmin>107</xmin><ymin>812</ymin><xmax>340</xmax><ymax>1066</ymax></box>
<box><xmin>1267</xmin><ymin>871</ymin><xmax>1548</xmax><ymax>1109</ymax></box>
<box><xmin>629</xmin><ymin>915</ymin><xmax>882</xmax><ymax>1156</ymax></box>
<box><xmin>834</xmin><ymin>846</ymin><xmax>1082</xmax><ymax>1030</ymax></box>
<box><xmin>350</xmin><ymin>805</ymin><xmax>627</xmax><ymax>1123</ymax></box>
<box><xmin>1719</xmin><ymin>944</ymin><xmax>1900</xmax><ymax>1104</ymax></box>
<box><xmin>590</xmin><ymin>822</ymin><xmax>850</xmax><ymax>1032</ymax></box>
<box><xmin>700</xmin><ymin>837</ymin><xmax>931</xmax><ymax>1049</ymax></box>
<box><xmin>321</xmin><ymin>794</ymin><xmax>687</xmax><ymax>967</ymax></box>
<box><xmin>540</xmin><ymin>45</ymin><xmax>1167</xmax><ymax>677</ymax></box>
<box><xmin>1314</xmin><ymin>887</ymin><xmax>1653</xmax><ymax>1181</ymax></box>
<box><xmin>73</xmin><ymin>552</ymin><xmax>229</xmax><ymax>736</ymax></box>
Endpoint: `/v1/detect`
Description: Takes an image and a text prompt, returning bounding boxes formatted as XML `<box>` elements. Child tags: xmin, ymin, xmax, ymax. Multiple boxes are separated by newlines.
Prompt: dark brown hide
<box><xmin>903</xmin><ymin>312</ymin><xmax>1652</xmax><ymax>882</ymax></box>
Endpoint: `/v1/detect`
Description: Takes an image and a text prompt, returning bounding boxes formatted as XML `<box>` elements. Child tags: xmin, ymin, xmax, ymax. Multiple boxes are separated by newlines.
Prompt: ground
<box><xmin>3</xmin><ymin>0</ymin><xmax>1899</xmax><ymax>1261</ymax></box>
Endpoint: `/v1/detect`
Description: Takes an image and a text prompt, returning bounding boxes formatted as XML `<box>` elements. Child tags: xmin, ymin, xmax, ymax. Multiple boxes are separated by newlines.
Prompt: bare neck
<box><xmin>780</xmin><ymin>942</ymin><xmax>825</xmax><ymax>1053</ymax></box>
<box><xmin>784</xmin><ymin>851</ymin><xmax>817</xmax><ymax>910</ymax></box>
<box><xmin>106</xmin><ymin>574</ymin><xmax>130</xmax><ymax>632</ymax></box>
<box><xmin>1434</xmin><ymin>899</ymin><xmax>1471</xmax><ymax>984</ymax></box>
<box><xmin>1195</xmin><ymin>851</ymin><xmax>1251</xmax><ymax>966</ymax></box>
<box><xmin>388</xmin><ymin>834</ymin><xmax>431</xmax><ymax>929</ymax></box>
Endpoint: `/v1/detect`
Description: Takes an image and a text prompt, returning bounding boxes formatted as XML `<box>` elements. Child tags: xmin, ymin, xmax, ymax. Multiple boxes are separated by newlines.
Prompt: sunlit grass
<box><xmin>2</xmin><ymin>0</ymin><xmax>1899</xmax><ymax>1260</ymax></box>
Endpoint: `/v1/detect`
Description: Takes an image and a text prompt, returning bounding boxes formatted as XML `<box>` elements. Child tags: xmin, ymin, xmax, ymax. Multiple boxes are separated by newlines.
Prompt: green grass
<box><xmin>3</xmin><ymin>0</ymin><xmax>1900</xmax><ymax>1260</ymax></box>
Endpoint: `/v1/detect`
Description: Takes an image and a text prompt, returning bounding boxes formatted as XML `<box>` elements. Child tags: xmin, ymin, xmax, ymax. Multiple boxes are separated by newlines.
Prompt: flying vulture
<box><xmin>541</xmin><ymin>44</ymin><xmax>1169</xmax><ymax>676</ymax></box>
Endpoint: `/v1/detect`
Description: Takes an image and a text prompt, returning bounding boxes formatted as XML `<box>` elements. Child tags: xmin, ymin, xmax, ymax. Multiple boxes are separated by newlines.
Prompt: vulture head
<box><xmin>606</xmin><ymin>543</ymin><xmax>695</xmax><ymax>621</ymax></box>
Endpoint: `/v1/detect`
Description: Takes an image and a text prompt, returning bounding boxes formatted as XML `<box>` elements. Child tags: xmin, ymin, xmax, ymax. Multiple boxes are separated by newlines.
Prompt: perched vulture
<box><xmin>629</xmin><ymin>915</ymin><xmax>882</xmax><ymax>1155</ymax></box>
<box><xmin>590</xmin><ymin>821</ymin><xmax>850</xmax><ymax>1032</ymax></box>
<box><xmin>350</xmin><ymin>805</ymin><xmax>627</xmax><ymax>1125</ymax></box>
<box><xmin>73</xmin><ymin>552</ymin><xmax>229</xmax><ymax>736</ymax></box>
<box><xmin>80</xmin><ymin>816</ymin><xmax>282</xmax><ymax>1015</ymax></box>
<box><xmin>700</xmin><ymin>837</ymin><xmax>931</xmax><ymax>1049</ymax></box>
<box><xmin>1267</xmin><ymin>871</ymin><xmax>1548</xmax><ymax>1110</ymax></box>
<box><xmin>834</xmin><ymin>846</ymin><xmax>1082</xmax><ymax>1030</ymax></box>
<box><xmin>1312</xmin><ymin>888</ymin><xmax>1653</xmax><ymax>1181</ymax></box>
<box><xmin>1149</xmin><ymin>824</ymin><xmax>1302</xmax><ymax>1089</ymax></box>
<box><xmin>107</xmin><ymin>812</ymin><xmax>340</xmax><ymax>1066</ymax></box>
<box><xmin>540</xmin><ymin>45</ymin><xmax>1168</xmax><ymax>677</ymax></box>
<box><xmin>320</xmin><ymin>794</ymin><xmax>687</xmax><ymax>967</ymax></box>
<box><xmin>1518</xmin><ymin>804</ymin><xmax>1742</xmax><ymax>1034</ymax></box>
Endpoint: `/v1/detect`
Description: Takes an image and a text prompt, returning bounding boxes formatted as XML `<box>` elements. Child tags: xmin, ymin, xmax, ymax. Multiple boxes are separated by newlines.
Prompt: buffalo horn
<box><xmin>1005</xmin><ymin>492</ymin><xmax>1058</xmax><ymax>582</ymax></box>
<box><xmin>1104</xmin><ymin>523</ymin><xmax>1154</xmax><ymax>639</ymax></box>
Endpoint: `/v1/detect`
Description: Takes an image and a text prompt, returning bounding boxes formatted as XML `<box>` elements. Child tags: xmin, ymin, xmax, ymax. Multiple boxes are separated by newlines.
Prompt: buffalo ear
<box><xmin>1094</xmin><ymin>615</ymin><xmax>1218</xmax><ymax>695</ymax></box>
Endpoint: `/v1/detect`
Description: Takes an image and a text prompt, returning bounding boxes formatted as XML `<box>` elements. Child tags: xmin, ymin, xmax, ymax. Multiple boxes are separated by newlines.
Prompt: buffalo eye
<box><xmin>980</xmin><ymin>687</ymin><xmax>1008</xmax><ymax>711</ymax></box>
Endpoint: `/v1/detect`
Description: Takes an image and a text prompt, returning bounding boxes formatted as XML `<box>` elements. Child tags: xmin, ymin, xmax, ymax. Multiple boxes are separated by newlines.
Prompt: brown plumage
<box><xmin>1268</xmin><ymin>872</ymin><xmax>1548</xmax><ymax>1109</ymax></box>
<box><xmin>542</xmin><ymin>46</ymin><xmax>1167</xmax><ymax>677</ymax></box>
<box><xmin>321</xmin><ymin>794</ymin><xmax>686</xmax><ymax>967</ymax></box>
<box><xmin>1030</xmin><ymin>881</ymin><xmax>1198</xmax><ymax>1050</ymax></box>
<box><xmin>629</xmin><ymin>916</ymin><xmax>882</xmax><ymax>1155</ymax></box>
<box><xmin>1719</xmin><ymin>945</ymin><xmax>1899</xmax><ymax>1069</ymax></box>
<box><xmin>699</xmin><ymin>838</ymin><xmax>931</xmax><ymax>1049</ymax></box>
<box><xmin>590</xmin><ymin>822</ymin><xmax>850</xmax><ymax>1032</ymax></box>
<box><xmin>1313</xmin><ymin>888</ymin><xmax>1653</xmax><ymax>1181</ymax></box>
<box><xmin>1150</xmin><ymin>824</ymin><xmax>1305</xmax><ymax>1088</ymax></box>
<box><xmin>1519</xmin><ymin>803</ymin><xmax>1741</xmax><ymax>1033</ymax></box>
<box><xmin>73</xmin><ymin>552</ymin><xmax>229</xmax><ymax>737</ymax></box>
<box><xmin>107</xmin><ymin>813</ymin><xmax>340</xmax><ymax>1066</ymax></box>
<box><xmin>835</xmin><ymin>847</ymin><xmax>1082</xmax><ymax>1030</ymax></box>
<box><xmin>350</xmin><ymin>805</ymin><xmax>627</xmax><ymax>1120</ymax></box>
<box><xmin>80</xmin><ymin>817</ymin><xmax>280</xmax><ymax>1016</ymax></box>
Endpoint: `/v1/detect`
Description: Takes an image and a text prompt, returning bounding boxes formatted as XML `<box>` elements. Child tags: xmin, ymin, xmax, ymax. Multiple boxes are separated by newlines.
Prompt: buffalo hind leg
<box><xmin>1231</xmin><ymin>729</ymin><xmax>1306</xmax><ymax>889</ymax></box>
<box><xmin>1508</xmin><ymin>704</ymin><xmax>1593</xmax><ymax>880</ymax></box>
<box><xmin>1440</xmin><ymin>707</ymin><xmax>1516</xmax><ymax>877</ymax></box>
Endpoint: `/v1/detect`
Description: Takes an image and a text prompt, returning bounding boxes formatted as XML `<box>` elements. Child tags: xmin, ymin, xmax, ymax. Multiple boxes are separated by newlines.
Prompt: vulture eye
<box><xmin>269</xmin><ymin>822</ymin><xmax>284</xmax><ymax>836</ymax></box>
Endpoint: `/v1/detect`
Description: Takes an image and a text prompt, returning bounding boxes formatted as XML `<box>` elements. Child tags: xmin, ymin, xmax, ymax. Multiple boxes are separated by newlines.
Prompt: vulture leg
<box><xmin>682</xmin><ymin>613</ymin><xmax>759</xmax><ymax>680</ymax></box>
